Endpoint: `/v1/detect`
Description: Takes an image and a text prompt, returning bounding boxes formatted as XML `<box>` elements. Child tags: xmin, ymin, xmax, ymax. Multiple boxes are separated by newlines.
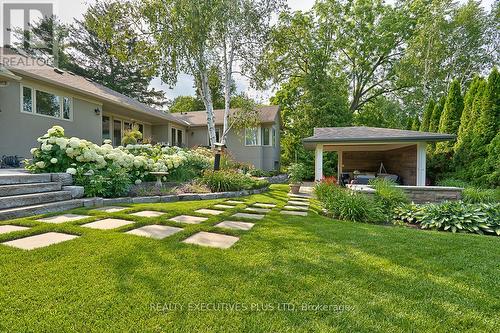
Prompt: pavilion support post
<box><xmin>315</xmin><ymin>144</ymin><xmax>323</xmax><ymax>182</ymax></box>
<box><xmin>416</xmin><ymin>142</ymin><xmax>427</xmax><ymax>186</ymax></box>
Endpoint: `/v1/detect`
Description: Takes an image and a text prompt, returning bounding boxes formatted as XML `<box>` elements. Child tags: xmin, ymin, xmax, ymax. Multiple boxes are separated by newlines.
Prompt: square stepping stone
<box><xmin>281</xmin><ymin>210</ymin><xmax>308</xmax><ymax>216</ymax></box>
<box><xmin>169</xmin><ymin>215</ymin><xmax>208</xmax><ymax>224</ymax></box>
<box><xmin>81</xmin><ymin>218</ymin><xmax>134</xmax><ymax>230</ymax></box>
<box><xmin>215</xmin><ymin>221</ymin><xmax>254</xmax><ymax>231</ymax></box>
<box><xmin>288</xmin><ymin>200</ymin><xmax>309</xmax><ymax>206</ymax></box>
<box><xmin>0</xmin><ymin>225</ymin><xmax>30</xmax><ymax>235</ymax></box>
<box><xmin>183</xmin><ymin>231</ymin><xmax>239</xmax><ymax>249</ymax></box>
<box><xmin>37</xmin><ymin>214</ymin><xmax>90</xmax><ymax>224</ymax></box>
<box><xmin>288</xmin><ymin>193</ymin><xmax>311</xmax><ymax>199</ymax></box>
<box><xmin>2</xmin><ymin>232</ymin><xmax>78</xmax><ymax>250</ymax></box>
<box><xmin>214</xmin><ymin>204</ymin><xmax>235</xmax><ymax>209</ymax></box>
<box><xmin>195</xmin><ymin>209</ymin><xmax>224</xmax><ymax>216</ymax></box>
<box><xmin>253</xmin><ymin>203</ymin><xmax>276</xmax><ymax>208</ymax></box>
<box><xmin>225</xmin><ymin>200</ymin><xmax>245</xmax><ymax>205</ymax></box>
<box><xmin>126</xmin><ymin>225</ymin><xmax>182</xmax><ymax>239</ymax></box>
<box><xmin>94</xmin><ymin>206</ymin><xmax>127</xmax><ymax>213</ymax></box>
<box><xmin>130</xmin><ymin>210</ymin><xmax>166</xmax><ymax>218</ymax></box>
<box><xmin>245</xmin><ymin>207</ymin><xmax>271</xmax><ymax>213</ymax></box>
<box><xmin>232</xmin><ymin>213</ymin><xmax>265</xmax><ymax>220</ymax></box>
<box><xmin>284</xmin><ymin>205</ymin><xmax>308</xmax><ymax>211</ymax></box>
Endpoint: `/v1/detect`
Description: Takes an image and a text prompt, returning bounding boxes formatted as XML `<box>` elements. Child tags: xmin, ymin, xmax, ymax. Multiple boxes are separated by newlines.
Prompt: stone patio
<box><xmin>231</xmin><ymin>212</ymin><xmax>265</xmax><ymax>220</ymax></box>
<box><xmin>195</xmin><ymin>209</ymin><xmax>224</xmax><ymax>215</ymax></box>
<box><xmin>169</xmin><ymin>215</ymin><xmax>208</xmax><ymax>224</ymax></box>
<box><xmin>37</xmin><ymin>214</ymin><xmax>90</xmax><ymax>224</ymax></box>
<box><xmin>130</xmin><ymin>210</ymin><xmax>166</xmax><ymax>218</ymax></box>
<box><xmin>2</xmin><ymin>232</ymin><xmax>79</xmax><ymax>250</ymax></box>
<box><xmin>0</xmin><ymin>225</ymin><xmax>30</xmax><ymax>234</ymax></box>
<box><xmin>126</xmin><ymin>225</ymin><xmax>183</xmax><ymax>239</ymax></box>
<box><xmin>81</xmin><ymin>218</ymin><xmax>134</xmax><ymax>230</ymax></box>
<box><xmin>281</xmin><ymin>210</ymin><xmax>308</xmax><ymax>216</ymax></box>
<box><xmin>94</xmin><ymin>206</ymin><xmax>127</xmax><ymax>213</ymax></box>
<box><xmin>182</xmin><ymin>231</ymin><xmax>239</xmax><ymax>249</ymax></box>
<box><xmin>215</xmin><ymin>221</ymin><xmax>254</xmax><ymax>231</ymax></box>
<box><xmin>245</xmin><ymin>207</ymin><xmax>271</xmax><ymax>213</ymax></box>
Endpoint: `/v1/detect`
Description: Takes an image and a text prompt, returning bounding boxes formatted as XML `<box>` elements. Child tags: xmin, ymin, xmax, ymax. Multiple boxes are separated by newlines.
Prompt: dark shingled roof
<box><xmin>303</xmin><ymin>127</ymin><xmax>455</xmax><ymax>143</ymax></box>
<box><xmin>173</xmin><ymin>105</ymin><xmax>280</xmax><ymax>126</ymax></box>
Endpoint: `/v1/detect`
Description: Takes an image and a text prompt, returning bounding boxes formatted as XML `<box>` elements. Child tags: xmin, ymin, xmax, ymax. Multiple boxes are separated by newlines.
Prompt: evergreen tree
<box><xmin>471</xmin><ymin>67</ymin><xmax>500</xmax><ymax>155</ymax></box>
<box><xmin>411</xmin><ymin>114</ymin><xmax>421</xmax><ymax>131</ymax></box>
<box><xmin>436</xmin><ymin>79</ymin><xmax>464</xmax><ymax>153</ymax></box>
<box><xmin>420</xmin><ymin>99</ymin><xmax>435</xmax><ymax>132</ymax></box>
<box><xmin>429</xmin><ymin>96</ymin><xmax>445</xmax><ymax>132</ymax></box>
<box><xmin>453</xmin><ymin>76</ymin><xmax>484</xmax><ymax>165</ymax></box>
<box><xmin>438</xmin><ymin>79</ymin><xmax>464</xmax><ymax>135</ymax></box>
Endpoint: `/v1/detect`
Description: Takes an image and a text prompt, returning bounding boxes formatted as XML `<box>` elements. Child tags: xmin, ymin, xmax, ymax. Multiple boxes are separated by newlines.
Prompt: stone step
<box><xmin>0</xmin><ymin>199</ymin><xmax>84</xmax><ymax>221</ymax></box>
<box><xmin>0</xmin><ymin>173</ymin><xmax>52</xmax><ymax>185</ymax></box>
<box><xmin>0</xmin><ymin>182</ymin><xmax>62</xmax><ymax>197</ymax></box>
<box><xmin>0</xmin><ymin>191</ymin><xmax>73</xmax><ymax>210</ymax></box>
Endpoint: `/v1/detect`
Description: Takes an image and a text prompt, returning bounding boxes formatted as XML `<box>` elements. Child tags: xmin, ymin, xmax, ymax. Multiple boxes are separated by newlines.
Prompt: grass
<box><xmin>0</xmin><ymin>185</ymin><xmax>499</xmax><ymax>332</ymax></box>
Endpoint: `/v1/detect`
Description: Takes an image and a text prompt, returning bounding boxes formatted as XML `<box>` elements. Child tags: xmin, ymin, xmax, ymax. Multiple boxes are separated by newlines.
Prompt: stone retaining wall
<box><xmin>82</xmin><ymin>186</ymin><xmax>270</xmax><ymax>207</ymax></box>
<box><xmin>348</xmin><ymin>185</ymin><xmax>463</xmax><ymax>203</ymax></box>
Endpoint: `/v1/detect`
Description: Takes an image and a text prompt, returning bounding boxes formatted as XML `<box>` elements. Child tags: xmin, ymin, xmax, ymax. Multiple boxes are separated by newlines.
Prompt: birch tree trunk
<box><xmin>200</xmin><ymin>68</ymin><xmax>217</xmax><ymax>149</ymax></box>
<box><xmin>222</xmin><ymin>42</ymin><xmax>234</xmax><ymax>145</ymax></box>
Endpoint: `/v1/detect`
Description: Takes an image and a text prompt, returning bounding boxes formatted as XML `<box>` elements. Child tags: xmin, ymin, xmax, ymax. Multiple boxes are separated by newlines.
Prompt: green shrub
<box><xmin>314</xmin><ymin>182</ymin><xmax>385</xmax><ymax>224</ymax></box>
<box><xmin>436</xmin><ymin>178</ymin><xmax>469</xmax><ymax>188</ymax></box>
<box><xmin>74</xmin><ymin>165</ymin><xmax>131</xmax><ymax>198</ymax></box>
<box><xmin>393</xmin><ymin>201</ymin><xmax>500</xmax><ymax>236</ymax></box>
<box><xmin>462</xmin><ymin>187</ymin><xmax>500</xmax><ymax>204</ymax></box>
<box><xmin>121</xmin><ymin>125</ymin><xmax>143</xmax><ymax>146</ymax></box>
<box><xmin>200</xmin><ymin>170</ymin><xmax>268</xmax><ymax>193</ymax></box>
<box><xmin>370</xmin><ymin>178</ymin><xmax>409</xmax><ymax>216</ymax></box>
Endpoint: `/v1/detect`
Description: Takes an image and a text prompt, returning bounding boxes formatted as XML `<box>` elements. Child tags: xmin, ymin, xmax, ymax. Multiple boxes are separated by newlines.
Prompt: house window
<box><xmin>113</xmin><ymin>120</ymin><xmax>122</xmax><ymax>146</ymax></box>
<box><xmin>102</xmin><ymin>116</ymin><xmax>111</xmax><ymax>141</ymax></box>
<box><xmin>36</xmin><ymin>90</ymin><xmax>61</xmax><ymax>118</ymax></box>
<box><xmin>137</xmin><ymin>124</ymin><xmax>144</xmax><ymax>135</ymax></box>
<box><xmin>23</xmin><ymin>87</ymin><xmax>33</xmax><ymax>112</ymax></box>
<box><xmin>271</xmin><ymin>127</ymin><xmax>276</xmax><ymax>147</ymax></box>
<box><xmin>171</xmin><ymin>127</ymin><xmax>183</xmax><ymax>146</ymax></box>
<box><xmin>262</xmin><ymin>128</ymin><xmax>271</xmax><ymax>146</ymax></box>
<box><xmin>245</xmin><ymin>128</ymin><xmax>259</xmax><ymax>146</ymax></box>
<box><xmin>21</xmin><ymin>85</ymin><xmax>73</xmax><ymax>121</ymax></box>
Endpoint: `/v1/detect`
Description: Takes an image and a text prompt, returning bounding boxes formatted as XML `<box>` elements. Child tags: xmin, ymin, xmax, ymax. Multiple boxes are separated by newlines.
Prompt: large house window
<box><xmin>113</xmin><ymin>120</ymin><xmax>122</xmax><ymax>146</ymax></box>
<box><xmin>171</xmin><ymin>127</ymin><xmax>184</xmax><ymax>146</ymax></box>
<box><xmin>262</xmin><ymin>127</ymin><xmax>271</xmax><ymax>146</ymax></box>
<box><xmin>102</xmin><ymin>116</ymin><xmax>111</xmax><ymax>141</ymax></box>
<box><xmin>245</xmin><ymin>128</ymin><xmax>259</xmax><ymax>146</ymax></box>
<box><xmin>21</xmin><ymin>85</ymin><xmax>73</xmax><ymax>121</ymax></box>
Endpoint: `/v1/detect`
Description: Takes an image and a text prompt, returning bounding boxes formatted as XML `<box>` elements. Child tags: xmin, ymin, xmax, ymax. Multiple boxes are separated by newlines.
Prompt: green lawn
<box><xmin>1</xmin><ymin>185</ymin><xmax>499</xmax><ymax>332</ymax></box>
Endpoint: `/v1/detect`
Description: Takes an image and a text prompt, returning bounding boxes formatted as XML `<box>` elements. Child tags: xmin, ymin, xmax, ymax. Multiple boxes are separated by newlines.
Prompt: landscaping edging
<box><xmin>81</xmin><ymin>186</ymin><xmax>270</xmax><ymax>207</ymax></box>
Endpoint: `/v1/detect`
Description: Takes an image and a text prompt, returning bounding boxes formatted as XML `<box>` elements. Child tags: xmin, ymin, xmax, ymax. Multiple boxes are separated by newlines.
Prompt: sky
<box><xmin>1</xmin><ymin>0</ymin><xmax>495</xmax><ymax>104</ymax></box>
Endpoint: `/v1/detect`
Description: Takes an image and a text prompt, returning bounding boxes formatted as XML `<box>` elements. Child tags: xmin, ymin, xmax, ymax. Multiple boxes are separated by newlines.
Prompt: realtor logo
<box><xmin>1</xmin><ymin>2</ymin><xmax>53</xmax><ymax>53</ymax></box>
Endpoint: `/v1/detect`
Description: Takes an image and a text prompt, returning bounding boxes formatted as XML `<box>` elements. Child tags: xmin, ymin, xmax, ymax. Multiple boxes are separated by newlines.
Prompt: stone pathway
<box><xmin>215</xmin><ymin>221</ymin><xmax>254</xmax><ymax>231</ymax></box>
<box><xmin>253</xmin><ymin>203</ymin><xmax>276</xmax><ymax>208</ymax></box>
<box><xmin>213</xmin><ymin>204</ymin><xmax>235</xmax><ymax>209</ymax></box>
<box><xmin>280</xmin><ymin>192</ymin><xmax>312</xmax><ymax>216</ymax></box>
<box><xmin>82</xmin><ymin>218</ymin><xmax>134</xmax><ymax>230</ymax></box>
<box><xmin>130</xmin><ymin>210</ymin><xmax>166</xmax><ymax>218</ymax></box>
<box><xmin>244</xmin><ymin>207</ymin><xmax>271</xmax><ymax>214</ymax></box>
<box><xmin>93</xmin><ymin>206</ymin><xmax>127</xmax><ymax>213</ymax></box>
<box><xmin>231</xmin><ymin>212</ymin><xmax>265</xmax><ymax>220</ymax></box>
<box><xmin>126</xmin><ymin>225</ymin><xmax>182</xmax><ymax>240</ymax></box>
<box><xmin>225</xmin><ymin>200</ymin><xmax>245</xmax><ymax>205</ymax></box>
<box><xmin>37</xmin><ymin>214</ymin><xmax>90</xmax><ymax>224</ymax></box>
<box><xmin>195</xmin><ymin>209</ymin><xmax>224</xmax><ymax>216</ymax></box>
<box><xmin>284</xmin><ymin>205</ymin><xmax>308</xmax><ymax>211</ymax></box>
<box><xmin>288</xmin><ymin>200</ymin><xmax>309</xmax><ymax>206</ymax></box>
<box><xmin>0</xmin><ymin>225</ymin><xmax>30</xmax><ymax>234</ymax></box>
<box><xmin>2</xmin><ymin>232</ymin><xmax>78</xmax><ymax>250</ymax></box>
<box><xmin>281</xmin><ymin>210</ymin><xmax>308</xmax><ymax>216</ymax></box>
<box><xmin>182</xmin><ymin>231</ymin><xmax>239</xmax><ymax>249</ymax></box>
<box><xmin>169</xmin><ymin>215</ymin><xmax>208</xmax><ymax>224</ymax></box>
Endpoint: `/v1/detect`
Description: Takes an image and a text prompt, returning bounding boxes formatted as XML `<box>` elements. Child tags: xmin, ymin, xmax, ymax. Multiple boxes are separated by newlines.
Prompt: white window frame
<box><xmin>245</xmin><ymin>127</ymin><xmax>261</xmax><ymax>146</ymax></box>
<box><xmin>262</xmin><ymin>127</ymin><xmax>274</xmax><ymax>147</ymax></box>
<box><xmin>20</xmin><ymin>84</ymin><xmax>73</xmax><ymax>121</ymax></box>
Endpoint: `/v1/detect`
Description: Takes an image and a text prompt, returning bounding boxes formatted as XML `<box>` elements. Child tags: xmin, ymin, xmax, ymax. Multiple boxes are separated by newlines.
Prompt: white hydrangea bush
<box><xmin>26</xmin><ymin>126</ymin><xmax>212</xmax><ymax>184</ymax></box>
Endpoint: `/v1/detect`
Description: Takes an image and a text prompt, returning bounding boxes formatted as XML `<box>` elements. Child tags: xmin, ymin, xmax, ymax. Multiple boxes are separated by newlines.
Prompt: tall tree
<box><xmin>420</xmin><ymin>99</ymin><xmax>435</xmax><ymax>132</ymax></box>
<box><xmin>436</xmin><ymin>79</ymin><xmax>464</xmax><ymax>153</ymax></box>
<box><xmin>429</xmin><ymin>96</ymin><xmax>445</xmax><ymax>133</ymax></box>
<box><xmin>411</xmin><ymin>114</ymin><xmax>421</xmax><ymax>131</ymax></box>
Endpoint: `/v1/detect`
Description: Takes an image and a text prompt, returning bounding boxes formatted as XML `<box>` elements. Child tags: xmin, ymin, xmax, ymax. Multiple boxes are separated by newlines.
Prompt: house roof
<box><xmin>0</xmin><ymin>48</ymin><xmax>188</xmax><ymax>126</ymax></box>
<box><xmin>0</xmin><ymin>66</ymin><xmax>21</xmax><ymax>80</ymax></box>
<box><xmin>172</xmin><ymin>105</ymin><xmax>280</xmax><ymax>126</ymax></box>
<box><xmin>303</xmin><ymin>126</ymin><xmax>455</xmax><ymax>145</ymax></box>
